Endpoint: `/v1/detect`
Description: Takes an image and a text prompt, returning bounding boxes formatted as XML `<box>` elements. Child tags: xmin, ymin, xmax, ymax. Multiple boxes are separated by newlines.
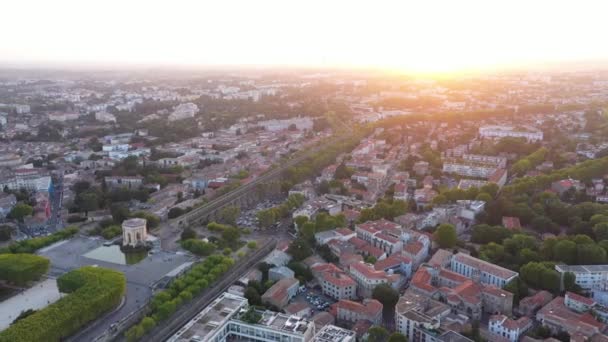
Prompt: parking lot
<box><xmin>236</xmin><ymin>200</ymin><xmax>282</xmax><ymax>230</ymax></box>
<box><xmin>291</xmin><ymin>285</ymin><xmax>336</xmax><ymax>315</ymax></box>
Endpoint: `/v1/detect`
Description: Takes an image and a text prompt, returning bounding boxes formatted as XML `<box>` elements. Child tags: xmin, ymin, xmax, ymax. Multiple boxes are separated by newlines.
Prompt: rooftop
<box><xmin>313</xmin><ymin>324</ymin><xmax>356</xmax><ymax>342</ymax></box>
<box><xmin>167</xmin><ymin>292</ymin><xmax>247</xmax><ymax>342</ymax></box>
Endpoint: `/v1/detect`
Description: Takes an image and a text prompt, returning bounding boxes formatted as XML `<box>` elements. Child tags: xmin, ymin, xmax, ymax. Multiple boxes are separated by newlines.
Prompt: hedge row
<box><xmin>0</xmin><ymin>253</ymin><xmax>50</xmax><ymax>286</ymax></box>
<box><xmin>125</xmin><ymin>255</ymin><xmax>234</xmax><ymax>341</ymax></box>
<box><xmin>0</xmin><ymin>266</ymin><xmax>126</xmax><ymax>342</ymax></box>
<box><xmin>0</xmin><ymin>226</ymin><xmax>78</xmax><ymax>254</ymax></box>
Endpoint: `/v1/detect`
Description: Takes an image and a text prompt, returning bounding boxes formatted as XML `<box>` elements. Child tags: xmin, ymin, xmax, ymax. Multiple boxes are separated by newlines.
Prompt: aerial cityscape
<box><xmin>1</xmin><ymin>1</ymin><xmax>608</xmax><ymax>342</ymax></box>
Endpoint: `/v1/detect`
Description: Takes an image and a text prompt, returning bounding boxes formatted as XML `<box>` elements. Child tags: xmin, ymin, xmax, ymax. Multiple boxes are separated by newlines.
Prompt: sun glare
<box><xmin>1</xmin><ymin>0</ymin><xmax>607</xmax><ymax>73</ymax></box>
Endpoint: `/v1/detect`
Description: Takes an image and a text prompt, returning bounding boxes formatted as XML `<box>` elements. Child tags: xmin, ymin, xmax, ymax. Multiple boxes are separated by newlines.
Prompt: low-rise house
<box><xmin>268</xmin><ymin>266</ymin><xmax>295</xmax><ymax>281</ymax></box>
<box><xmin>261</xmin><ymin>277</ymin><xmax>299</xmax><ymax>309</ymax></box>
<box><xmin>315</xmin><ymin>228</ymin><xmax>356</xmax><ymax>245</ymax></box>
<box><xmin>518</xmin><ymin>290</ymin><xmax>553</xmax><ymax>316</ymax></box>
<box><xmin>537</xmin><ymin>296</ymin><xmax>607</xmax><ymax>339</ymax></box>
<box><xmin>285</xmin><ymin>302</ymin><xmax>312</xmax><ymax>318</ymax></box>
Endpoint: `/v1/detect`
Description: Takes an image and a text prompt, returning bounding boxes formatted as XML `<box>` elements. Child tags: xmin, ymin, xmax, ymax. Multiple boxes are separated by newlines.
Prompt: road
<box><xmin>137</xmin><ymin>238</ymin><xmax>277</xmax><ymax>342</ymax></box>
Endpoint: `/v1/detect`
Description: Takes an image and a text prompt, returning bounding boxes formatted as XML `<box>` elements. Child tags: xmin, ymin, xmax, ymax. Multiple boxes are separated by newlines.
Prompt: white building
<box><xmin>488</xmin><ymin>315</ymin><xmax>532</xmax><ymax>342</ymax></box>
<box><xmin>451</xmin><ymin>252</ymin><xmax>518</xmax><ymax>288</ymax></box>
<box><xmin>167</xmin><ymin>292</ymin><xmax>316</xmax><ymax>342</ymax></box>
<box><xmin>95</xmin><ymin>111</ymin><xmax>117</xmax><ymax>123</ymax></box>
<box><xmin>555</xmin><ymin>264</ymin><xmax>608</xmax><ymax>292</ymax></box>
<box><xmin>48</xmin><ymin>112</ymin><xmax>80</xmax><ymax>122</ymax></box>
<box><xmin>479</xmin><ymin>125</ymin><xmax>543</xmax><ymax>142</ymax></box>
<box><xmin>168</xmin><ymin>102</ymin><xmax>199</xmax><ymax>122</ymax></box>
<box><xmin>14</xmin><ymin>104</ymin><xmax>30</xmax><ymax>114</ymax></box>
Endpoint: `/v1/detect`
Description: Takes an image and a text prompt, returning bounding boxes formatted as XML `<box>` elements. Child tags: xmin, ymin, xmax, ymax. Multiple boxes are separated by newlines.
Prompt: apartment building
<box><xmin>394</xmin><ymin>292</ymin><xmax>450</xmax><ymax>341</ymax></box>
<box><xmin>442</xmin><ymin>158</ymin><xmax>499</xmax><ymax>178</ymax></box>
<box><xmin>331</xmin><ymin>298</ymin><xmax>383</xmax><ymax>325</ymax></box>
<box><xmin>555</xmin><ymin>264</ymin><xmax>608</xmax><ymax>292</ymax></box>
<box><xmin>462</xmin><ymin>154</ymin><xmax>507</xmax><ymax>168</ymax></box>
<box><xmin>355</xmin><ymin>219</ymin><xmax>403</xmax><ymax>255</ymax></box>
<box><xmin>349</xmin><ymin>261</ymin><xmax>401</xmax><ymax>298</ymax></box>
<box><xmin>479</xmin><ymin>125</ymin><xmax>543</xmax><ymax>142</ymax></box>
<box><xmin>311</xmin><ymin>263</ymin><xmax>357</xmax><ymax>300</ymax></box>
<box><xmin>450</xmin><ymin>252</ymin><xmax>518</xmax><ymax>288</ymax></box>
<box><xmin>488</xmin><ymin>315</ymin><xmax>532</xmax><ymax>342</ymax></box>
<box><xmin>536</xmin><ymin>296</ymin><xmax>607</xmax><ymax>339</ymax></box>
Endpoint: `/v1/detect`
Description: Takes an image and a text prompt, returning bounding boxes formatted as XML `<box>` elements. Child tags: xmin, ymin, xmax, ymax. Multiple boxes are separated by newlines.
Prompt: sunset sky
<box><xmin>2</xmin><ymin>0</ymin><xmax>607</xmax><ymax>73</ymax></box>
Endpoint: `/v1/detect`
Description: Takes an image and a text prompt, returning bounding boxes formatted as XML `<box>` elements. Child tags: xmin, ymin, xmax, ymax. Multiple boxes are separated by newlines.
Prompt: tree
<box><xmin>180</xmin><ymin>227</ymin><xmax>196</xmax><ymax>241</ymax></box>
<box><xmin>257</xmin><ymin>209</ymin><xmax>276</xmax><ymax>229</ymax></box>
<box><xmin>168</xmin><ymin>207</ymin><xmax>185</xmax><ymax>219</ymax></box>
<box><xmin>110</xmin><ymin>204</ymin><xmax>131</xmax><ymax>223</ymax></box>
<box><xmin>287</xmin><ymin>238</ymin><xmax>313</xmax><ymax>261</ymax></box>
<box><xmin>0</xmin><ymin>225</ymin><xmax>13</xmax><ymax>241</ymax></box>
<box><xmin>78</xmin><ymin>192</ymin><xmax>99</xmax><ymax>216</ymax></box>
<box><xmin>221</xmin><ymin>226</ymin><xmax>241</xmax><ymax>245</ymax></box>
<box><xmin>372</xmin><ymin>284</ymin><xmax>399</xmax><ymax>310</ymax></box>
<box><xmin>367</xmin><ymin>326</ymin><xmax>389</xmax><ymax>342</ymax></box>
<box><xmin>247</xmin><ymin>241</ymin><xmax>257</xmax><ymax>249</ymax></box>
<box><xmin>434</xmin><ymin>224</ymin><xmax>457</xmax><ymax>248</ymax></box>
<box><xmin>475</xmin><ymin>192</ymin><xmax>492</xmax><ymax>202</ymax></box>
<box><xmin>8</xmin><ymin>204</ymin><xmax>33</xmax><ymax>222</ymax></box>
<box><xmin>244</xmin><ymin>286</ymin><xmax>261</xmax><ymax>305</ymax></box>
<box><xmin>387</xmin><ymin>332</ymin><xmax>408</xmax><ymax>342</ymax></box>
<box><xmin>0</xmin><ymin>254</ymin><xmax>50</xmax><ymax>285</ymax></box>
<box><xmin>218</xmin><ymin>206</ymin><xmax>240</xmax><ymax>226</ymax></box>
<box><xmin>553</xmin><ymin>240</ymin><xmax>577</xmax><ymax>264</ymax></box>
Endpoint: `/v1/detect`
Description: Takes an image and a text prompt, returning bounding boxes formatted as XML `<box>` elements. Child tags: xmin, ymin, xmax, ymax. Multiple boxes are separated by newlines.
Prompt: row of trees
<box><xmin>358</xmin><ymin>199</ymin><xmax>408</xmax><ymax>222</ymax></box>
<box><xmin>434</xmin><ymin>183</ymin><xmax>499</xmax><ymax>206</ymax></box>
<box><xmin>125</xmin><ymin>255</ymin><xmax>234</xmax><ymax>341</ymax></box>
<box><xmin>0</xmin><ymin>266</ymin><xmax>126</xmax><ymax>342</ymax></box>
<box><xmin>0</xmin><ymin>226</ymin><xmax>78</xmax><ymax>254</ymax></box>
<box><xmin>0</xmin><ymin>254</ymin><xmax>50</xmax><ymax>286</ymax></box>
<box><xmin>511</xmin><ymin>147</ymin><xmax>548</xmax><ymax>176</ymax></box>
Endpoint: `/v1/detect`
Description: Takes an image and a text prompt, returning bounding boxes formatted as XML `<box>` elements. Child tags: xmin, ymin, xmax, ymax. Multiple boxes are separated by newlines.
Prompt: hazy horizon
<box><xmin>3</xmin><ymin>0</ymin><xmax>608</xmax><ymax>75</ymax></box>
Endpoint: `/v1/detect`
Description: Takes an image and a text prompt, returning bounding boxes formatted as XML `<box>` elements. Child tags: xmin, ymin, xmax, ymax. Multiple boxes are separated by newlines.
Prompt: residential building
<box><xmin>349</xmin><ymin>261</ymin><xmax>401</xmax><ymax>298</ymax></box>
<box><xmin>536</xmin><ymin>296</ymin><xmax>607</xmax><ymax>339</ymax></box>
<box><xmin>488</xmin><ymin>315</ymin><xmax>533</xmax><ymax>342</ymax></box>
<box><xmin>394</xmin><ymin>292</ymin><xmax>451</xmax><ymax>341</ymax></box>
<box><xmin>555</xmin><ymin>264</ymin><xmax>608</xmax><ymax>292</ymax></box>
<box><xmin>0</xmin><ymin>153</ymin><xmax>22</xmax><ymax>167</ymax></box>
<box><xmin>104</xmin><ymin>176</ymin><xmax>143</xmax><ymax>189</ymax></box>
<box><xmin>331</xmin><ymin>298</ymin><xmax>383</xmax><ymax>325</ymax></box>
<box><xmin>518</xmin><ymin>291</ymin><xmax>553</xmax><ymax>316</ymax></box>
<box><xmin>479</xmin><ymin>125</ymin><xmax>543</xmax><ymax>142</ymax></box>
<box><xmin>268</xmin><ymin>266</ymin><xmax>295</xmax><ymax>281</ymax></box>
<box><xmin>262</xmin><ymin>277</ymin><xmax>299</xmax><ymax>309</ymax></box>
<box><xmin>442</xmin><ymin>158</ymin><xmax>499</xmax><ymax>179</ymax></box>
<box><xmin>311</xmin><ymin>263</ymin><xmax>357</xmax><ymax>300</ymax></box>
<box><xmin>315</xmin><ymin>228</ymin><xmax>356</xmax><ymax>245</ymax></box>
<box><xmin>451</xmin><ymin>252</ymin><xmax>518</xmax><ymax>288</ymax></box>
